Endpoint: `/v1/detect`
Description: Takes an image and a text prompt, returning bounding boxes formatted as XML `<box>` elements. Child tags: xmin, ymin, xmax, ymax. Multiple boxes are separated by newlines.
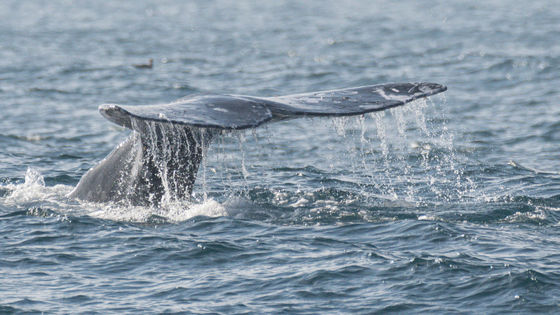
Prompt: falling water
<box><xmin>2</xmin><ymin>97</ymin><xmax>467</xmax><ymax>222</ymax></box>
<box><xmin>92</xmin><ymin>118</ymin><xmax>216</xmax><ymax>210</ymax></box>
<box><xmin>185</xmin><ymin>96</ymin><xmax>474</xmax><ymax>218</ymax></box>
<box><xmin>3</xmin><ymin>1</ymin><xmax>559</xmax><ymax>312</ymax></box>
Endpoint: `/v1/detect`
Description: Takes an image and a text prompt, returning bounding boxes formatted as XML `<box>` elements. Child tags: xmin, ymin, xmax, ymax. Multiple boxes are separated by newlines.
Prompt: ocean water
<box><xmin>1</xmin><ymin>0</ymin><xmax>560</xmax><ymax>313</ymax></box>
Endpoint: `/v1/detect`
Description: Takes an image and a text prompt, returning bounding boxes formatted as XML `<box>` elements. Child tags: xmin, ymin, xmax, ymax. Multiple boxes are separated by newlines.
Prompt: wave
<box><xmin>3</xmin><ymin>168</ymin><xmax>558</xmax><ymax>227</ymax></box>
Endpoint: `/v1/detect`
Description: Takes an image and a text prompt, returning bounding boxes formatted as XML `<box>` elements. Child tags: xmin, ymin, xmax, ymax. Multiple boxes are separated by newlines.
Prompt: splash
<box><xmin>132</xmin><ymin>119</ymin><xmax>215</xmax><ymax>205</ymax></box>
<box><xmin>3</xmin><ymin>168</ymin><xmax>72</xmax><ymax>205</ymax></box>
<box><xmin>201</xmin><ymin>96</ymin><xmax>475</xmax><ymax>211</ymax></box>
<box><xmin>86</xmin><ymin>198</ymin><xmax>228</xmax><ymax>223</ymax></box>
<box><xmin>2</xmin><ymin>96</ymin><xmax>473</xmax><ymax>224</ymax></box>
<box><xmin>1</xmin><ymin>168</ymin><xmax>229</xmax><ymax>223</ymax></box>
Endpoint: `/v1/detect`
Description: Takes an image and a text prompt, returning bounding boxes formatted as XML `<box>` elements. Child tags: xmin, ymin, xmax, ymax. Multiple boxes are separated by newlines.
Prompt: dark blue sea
<box><xmin>1</xmin><ymin>1</ymin><xmax>560</xmax><ymax>313</ymax></box>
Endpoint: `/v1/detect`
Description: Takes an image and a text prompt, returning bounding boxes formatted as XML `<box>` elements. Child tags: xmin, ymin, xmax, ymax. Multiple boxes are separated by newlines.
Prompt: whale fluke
<box><xmin>69</xmin><ymin>82</ymin><xmax>446</xmax><ymax>205</ymax></box>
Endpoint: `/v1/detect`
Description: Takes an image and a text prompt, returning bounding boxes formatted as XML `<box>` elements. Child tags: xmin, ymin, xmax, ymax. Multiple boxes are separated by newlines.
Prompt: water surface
<box><xmin>1</xmin><ymin>0</ymin><xmax>559</xmax><ymax>313</ymax></box>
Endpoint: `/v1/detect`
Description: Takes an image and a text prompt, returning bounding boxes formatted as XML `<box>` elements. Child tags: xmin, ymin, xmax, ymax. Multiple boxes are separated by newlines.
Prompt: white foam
<box><xmin>1</xmin><ymin>168</ymin><xmax>231</xmax><ymax>223</ymax></box>
<box><xmin>504</xmin><ymin>209</ymin><xmax>547</xmax><ymax>223</ymax></box>
<box><xmin>212</xmin><ymin>107</ymin><xmax>229</xmax><ymax>113</ymax></box>
<box><xmin>86</xmin><ymin>198</ymin><xmax>227</xmax><ymax>223</ymax></box>
<box><xmin>3</xmin><ymin>168</ymin><xmax>72</xmax><ymax>205</ymax></box>
<box><xmin>418</xmin><ymin>214</ymin><xmax>438</xmax><ymax>221</ymax></box>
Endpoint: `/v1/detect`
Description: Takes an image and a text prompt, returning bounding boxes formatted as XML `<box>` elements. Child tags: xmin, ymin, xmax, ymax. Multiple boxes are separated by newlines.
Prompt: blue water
<box><xmin>1</xmin><ymin>0</ymin><xmax>560</xmax><ymax>313</ymax></box>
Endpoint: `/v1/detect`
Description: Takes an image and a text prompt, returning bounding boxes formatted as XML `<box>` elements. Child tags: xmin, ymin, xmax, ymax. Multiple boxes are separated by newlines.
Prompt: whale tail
<box><xmin>69</xmin><ymin>121</ymin><xmax>214</xmax><ymax>206</ymax></box>
<box><xmin>70</xmin><ymin>82</ymin><xmax>446</xmax><ymax>205</ymax></box>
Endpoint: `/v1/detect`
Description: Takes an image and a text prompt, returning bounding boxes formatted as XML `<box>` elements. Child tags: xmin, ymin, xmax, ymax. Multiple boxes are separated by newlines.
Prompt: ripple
<box><xmin>2</xmin><ymin>0</ymin><xmax>560</xmax><ymax>313</ymax></box>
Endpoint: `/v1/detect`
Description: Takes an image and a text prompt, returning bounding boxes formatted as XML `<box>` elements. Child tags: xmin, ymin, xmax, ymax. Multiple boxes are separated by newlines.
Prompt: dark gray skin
<box><xmin>69</xmin><ymin>133</ymin><xmax>143</xmax><ymax>204</ymax></box>
<box><xmin>69</xmin><ymin>123</ymin><xmax>214</xmax><ymax>206</ymax></box>
<box><xmin>69</xmin><ymin>82</ymin><xmax>447</xmax><ymax>206</ymax></box>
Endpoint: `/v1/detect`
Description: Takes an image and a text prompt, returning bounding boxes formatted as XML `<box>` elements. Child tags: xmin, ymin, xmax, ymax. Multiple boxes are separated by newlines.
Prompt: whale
<box><xmin>69</xmin><ymin>82</ymin><xmax>447</xmax><ymax>206</ymax></box>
